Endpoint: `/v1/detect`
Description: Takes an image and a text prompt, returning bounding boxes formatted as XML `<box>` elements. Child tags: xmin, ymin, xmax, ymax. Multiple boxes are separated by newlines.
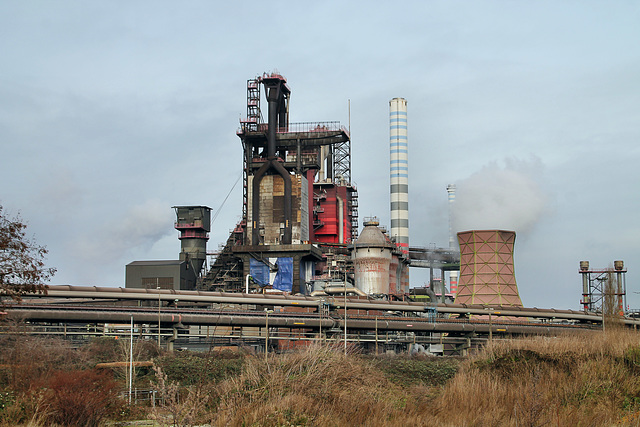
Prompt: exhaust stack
<box><xmin>389</xmin><ymin>97</ymin><xmax>409</xmax><ymax>254</ymax></box>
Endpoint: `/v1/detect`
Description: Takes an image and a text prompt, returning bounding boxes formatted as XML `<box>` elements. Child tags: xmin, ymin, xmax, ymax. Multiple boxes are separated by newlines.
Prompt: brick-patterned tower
<box><xmin>455</xmin><ymin>230</ymin><xmax>523</xmax><ymax>306</ymax></box>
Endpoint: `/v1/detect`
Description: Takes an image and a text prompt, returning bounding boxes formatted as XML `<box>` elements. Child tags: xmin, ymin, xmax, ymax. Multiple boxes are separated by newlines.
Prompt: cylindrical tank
<box><xmin>353</xmin><ymin>219</ymin><xmax>394</xmax><ymax>295</ymax></box>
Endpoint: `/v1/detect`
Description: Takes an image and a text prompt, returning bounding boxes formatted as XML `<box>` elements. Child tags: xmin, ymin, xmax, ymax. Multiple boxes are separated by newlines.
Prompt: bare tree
<box><xmin>0</xmin><ymin>205</ymin><xmax>55</xmax><ymax>302</ymax></box>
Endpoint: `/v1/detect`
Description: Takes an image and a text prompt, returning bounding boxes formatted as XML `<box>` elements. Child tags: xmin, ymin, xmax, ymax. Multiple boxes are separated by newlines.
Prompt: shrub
<box><xmin>40</xmin><ymin>369</ymin><xmax>121</xmax><ymax>427</ymax></box>
<box><xmin>155</xmin><ymin>352</ymin><xmax>243</xmax><ymax>386</ymax></box>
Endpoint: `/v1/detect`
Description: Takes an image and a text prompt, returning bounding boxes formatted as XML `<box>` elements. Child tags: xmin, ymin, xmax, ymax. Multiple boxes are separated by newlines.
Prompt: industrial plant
<box><xmin>2</xmin><ymin>72</ymin><xmax>633</xmax><ymax>355</ymax></box>
<box><xmin>125</xmin><ymin>73</ymin><xmax>420</xmax><ymax>300</ymax></box>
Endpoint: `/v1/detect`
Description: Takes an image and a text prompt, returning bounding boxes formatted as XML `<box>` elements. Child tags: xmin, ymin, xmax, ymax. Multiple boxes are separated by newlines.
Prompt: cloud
<box><xmin>452</xmin><ymin>156</ymin><xmax>548</xmax><ymax>235</ymax></box>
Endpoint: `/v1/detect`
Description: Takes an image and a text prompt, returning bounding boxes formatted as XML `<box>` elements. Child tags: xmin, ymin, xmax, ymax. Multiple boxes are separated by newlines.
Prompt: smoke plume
<box><xmin>452</xmin><ymin>157</ymin><xmax>548</xmax><ymax>235</ymax></box>
<box><xmin>72</xmin><ymin>199</ymin><xmax>174</xmax><ymax>269</ymax></box>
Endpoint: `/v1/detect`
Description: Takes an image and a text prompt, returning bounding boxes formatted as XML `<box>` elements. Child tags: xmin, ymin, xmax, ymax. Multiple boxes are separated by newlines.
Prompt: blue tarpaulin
<box><xmin>272</xmin><ymin>257</ymin><xmax>293</xmax><ymax>292</ymax></box>
<box><xmin>249</xmin><ymin>257</ymin><xmax>293</xmax><ymax>292</ymax></box>
<box><xmin>249</xmin><ymin>258</ymin><xmax>270</xmax><ymax>286</ymax></box>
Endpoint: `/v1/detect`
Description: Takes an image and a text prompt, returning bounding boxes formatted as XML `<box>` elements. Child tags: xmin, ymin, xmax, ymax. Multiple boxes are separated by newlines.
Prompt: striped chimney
<box><xmin>390</xmin><ymin>98</ymin><xmax>409</xmax><ymax>254</ymax></box>
<box><xmin>447</xmin><ymin>184</ymin><xmax>458</xmax><ymax>295</ymax></box>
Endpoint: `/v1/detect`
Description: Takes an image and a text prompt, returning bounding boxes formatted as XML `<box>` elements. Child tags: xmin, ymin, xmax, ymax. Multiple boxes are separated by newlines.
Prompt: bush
<box><xmin>155</xmin><ymin>352</ymin><xmax>243</xmax><ymax>386</ymax></box>
<box><xmin>40</xmin><ymin>369</ymin><xmax>121</xmax><ymax>427</ymax></box>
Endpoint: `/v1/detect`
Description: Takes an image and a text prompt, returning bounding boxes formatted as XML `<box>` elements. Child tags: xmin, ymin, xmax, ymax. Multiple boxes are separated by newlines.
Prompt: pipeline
<box><xmin>311</xmin><ymin>286</ymin><xmax>367</xmax><ymax>297</ymax></box>
<box><xmin>14</xmin><ymin>285</ymin><xmax>640</xmax><ymax>326</ymax></box>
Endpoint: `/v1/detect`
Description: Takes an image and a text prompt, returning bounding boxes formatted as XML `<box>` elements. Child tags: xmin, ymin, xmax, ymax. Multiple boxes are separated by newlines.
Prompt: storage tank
<box><xmin>353</xmin><ymin>219</ymin><xmax>394</xmax><ymax>295</ymax></box>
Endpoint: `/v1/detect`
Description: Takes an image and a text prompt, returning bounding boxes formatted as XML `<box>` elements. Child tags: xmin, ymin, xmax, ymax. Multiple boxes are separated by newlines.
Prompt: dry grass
<box><xmin>203</xmin><ymin>329</ymin><xmax>640</xmax><ymax>426</ymax></box>
<box><xmin>432</xmin><ymin>328</ymin><xmax>640</xmax><ymax>426</ymax></box>
<box><xmin>4</xmin><ymin>329</ymin><xmax>640</xmax><ymax>426</ymax></box>
<box><xmin>208</xmin><ymin>343</ymin><xmax>431</xmax><ymax>426</ymax></box>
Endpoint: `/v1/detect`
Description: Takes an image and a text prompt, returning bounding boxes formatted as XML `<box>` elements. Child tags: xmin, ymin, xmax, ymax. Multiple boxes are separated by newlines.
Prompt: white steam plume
<box><xmin>452</xmin><ymin>157</ymin><xmax>548</xmax><ymax>235</ymax></box>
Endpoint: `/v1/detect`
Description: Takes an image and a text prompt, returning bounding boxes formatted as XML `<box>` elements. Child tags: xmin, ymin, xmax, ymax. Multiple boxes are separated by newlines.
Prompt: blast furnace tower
<box><xmin>204</xmin><ymin>73</ymin><xmax>358</xmax><ymax>294</ymax></box>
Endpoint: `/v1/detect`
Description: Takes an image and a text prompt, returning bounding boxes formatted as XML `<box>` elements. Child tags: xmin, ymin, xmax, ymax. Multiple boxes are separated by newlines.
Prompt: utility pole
<box><xmin>344</xmin><ymin>280</ymin><xmax>347</xmax><ymax>355</ymax></box>
<box><xmin>265</xmin><ymin>309</ymin><xmax>273</xmax><ymax>363</ymax></box>
<box><xmin>157</xmin><ymin>284</ymin><xmax>161</xmax><ymax>348</ymax></box>
<box><xmin>129</xmin><ymin>315</ymin><xmax>134</xmax><ymax>405</ymax></box>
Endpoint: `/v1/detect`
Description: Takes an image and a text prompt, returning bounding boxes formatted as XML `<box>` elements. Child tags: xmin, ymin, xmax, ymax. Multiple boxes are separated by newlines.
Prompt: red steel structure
<box><xmin>311</xmin><ymin>182</ymin><xmax>356</xmax><ymax>244</ymax></box>
<box><xmin>455</xmin><ymin>230</ymin><xmax>523</xmax><ymax>306</ymax></box>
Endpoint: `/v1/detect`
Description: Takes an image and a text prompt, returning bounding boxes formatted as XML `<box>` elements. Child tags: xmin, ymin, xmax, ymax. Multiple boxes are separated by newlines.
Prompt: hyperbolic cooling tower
<box><xmin>389</xmin><ymin>98</ymin><xmax>409</xmax><ymax>253</ymax></box>
<box><xmin>455</xmin><ymin>230</ymin><xmax>523</xmax><ymax>306</ymax></box>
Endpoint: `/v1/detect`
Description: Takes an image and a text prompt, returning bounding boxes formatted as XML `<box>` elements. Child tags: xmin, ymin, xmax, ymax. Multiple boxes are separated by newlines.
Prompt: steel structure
<box><xmin>204</xmin><ymin>73</ymin><xmax>359</xmax><ymax>293</ymax></box>
<box><xmin>579</xmin><ymin>260</ymin><xmax>628</xmax><ymax>314</ymax></box>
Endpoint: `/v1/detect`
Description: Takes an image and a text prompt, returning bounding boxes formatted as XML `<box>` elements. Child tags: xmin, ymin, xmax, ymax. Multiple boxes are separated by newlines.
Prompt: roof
<box><xmin>126</xmin><ymin>260</ymin><xmax>183</xmax><ymax>266</ymax></box>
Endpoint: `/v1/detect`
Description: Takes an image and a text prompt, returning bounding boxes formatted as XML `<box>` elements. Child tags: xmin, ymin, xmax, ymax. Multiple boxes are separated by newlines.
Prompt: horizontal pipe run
<box><xmin>3</xmin><ymin>307</ymin><xmax>589</xmax><ymax>336</ymax></box>
<box><xmin>10</xmin><ymin>285</ymin><xmax>640</xmax><ymax>326</ymax></box>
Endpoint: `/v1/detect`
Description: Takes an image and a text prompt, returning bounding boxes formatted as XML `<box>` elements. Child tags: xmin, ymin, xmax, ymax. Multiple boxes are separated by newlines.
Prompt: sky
<box><xmin>1</xmin><ymin>1</ymin><xmax>638</xmax><ymax>310</ymax></box>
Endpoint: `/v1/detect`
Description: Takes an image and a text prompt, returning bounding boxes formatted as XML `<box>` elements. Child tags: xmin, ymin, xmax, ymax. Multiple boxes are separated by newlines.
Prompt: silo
<box><xmin>353</xmin><ymin>219</ymin><xmax>394</xmax><ymax>295</ymax></box>
<box><xmin>455</xmin><ymin>230</ymin><xmax>523</xmax><ymax>306</ymax></box>
<box><xmin>389</xmin><ymin>98</ymin><xmax>409</xmax><ymax>253</ymax></box>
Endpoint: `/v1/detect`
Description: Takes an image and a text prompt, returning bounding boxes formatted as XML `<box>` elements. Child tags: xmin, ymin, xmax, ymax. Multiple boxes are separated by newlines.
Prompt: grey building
<box><xmin>125</xmin><ymin>260</ymin><xmax>197</xmax><ymax>290</ymax></box>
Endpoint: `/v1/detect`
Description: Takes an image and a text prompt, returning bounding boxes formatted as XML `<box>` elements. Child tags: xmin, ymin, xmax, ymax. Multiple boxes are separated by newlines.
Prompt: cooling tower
<box><xmin>455</xmin><ymin>230</ymin><xmax>523</xmax><ymax>306</ymax></box>
<box><xmin>389</xmin><ymin>97</ymin><xmax>409</xmax><ymax>253</ymax></box>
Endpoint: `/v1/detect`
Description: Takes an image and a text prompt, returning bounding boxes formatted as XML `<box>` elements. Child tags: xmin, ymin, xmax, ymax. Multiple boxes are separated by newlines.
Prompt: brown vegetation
<box><xmin>432</xmin><ymin>329</ymin><xmax>640</xmax><ymax>426</ymax></box>
<box><xmin>2</xmin><ymin>329</ymin><xmax>640</xmax><ymax>426</ymax></box>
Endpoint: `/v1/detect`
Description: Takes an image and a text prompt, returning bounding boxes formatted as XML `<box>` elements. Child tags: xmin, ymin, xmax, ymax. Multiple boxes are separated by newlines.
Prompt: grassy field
<box><xmin>2</xmin><ymin>327</ymin><xmax>640</xmax><ymax>426</ymax></box>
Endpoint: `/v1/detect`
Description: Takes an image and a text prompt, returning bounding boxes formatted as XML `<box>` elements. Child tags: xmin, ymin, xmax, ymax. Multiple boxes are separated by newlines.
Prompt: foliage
<box><xmin>151</xmin><ymin>365</ymin><xmax>210</xmax><ymax>427</ymax></box>
<box><xmin>40</xmin><ymin>369</ymin><xmax>121</xmax><ymax>427</ymax></box>
<box><xmin>154</xmin><ymin>351</ymin><xmax>243</xmax><ymax>386</ymax></box>
<box><xmin>0</xmin><ymin>205</ymin><xmax>55</xmax><ymax>302</ymax></box>
<box><xmin>0</xmin><ymin>335</ymin><xmax>86</xmax><ymax>392</ymax></box>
